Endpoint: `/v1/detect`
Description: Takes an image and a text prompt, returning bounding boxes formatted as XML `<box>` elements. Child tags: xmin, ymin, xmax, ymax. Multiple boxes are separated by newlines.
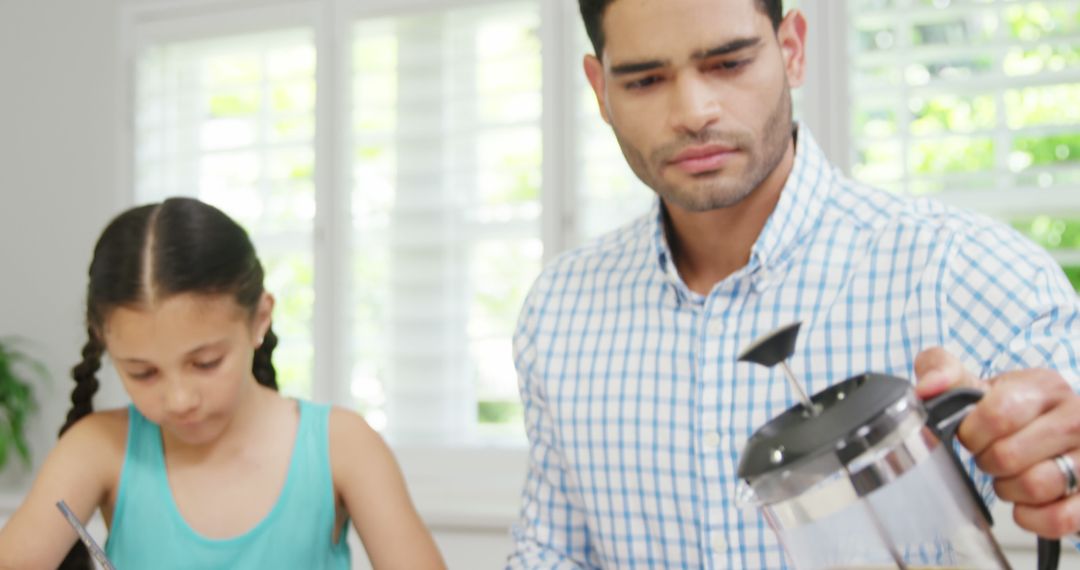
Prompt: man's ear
<box><xmin>583</xmin><ymin>54</ymin><xmax>612</xmax><ymax>124</ymax></box>
<box><xmin>777</xmin><ymin>10</ymin><xmax>808</xmax><ymax>89</ymax></box>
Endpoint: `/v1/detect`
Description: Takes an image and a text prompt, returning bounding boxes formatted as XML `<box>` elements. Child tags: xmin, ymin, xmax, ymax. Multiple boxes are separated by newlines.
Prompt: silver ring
<box><xmin>1054</xmin><ymin>454</ymin><xmax>1079</xmax><ymax>498</ymax></box>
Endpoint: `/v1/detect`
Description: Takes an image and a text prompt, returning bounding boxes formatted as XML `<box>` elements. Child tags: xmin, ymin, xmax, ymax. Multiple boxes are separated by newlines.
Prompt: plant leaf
<box><xmin>0</xmin><ymin>424</ymin><xmax>9</xmax><ymax>471</ymax></box>
<box><xmin>0</xmin><ymin>337</ymin><xmax>42</xmax><ymax>469</ymax></box>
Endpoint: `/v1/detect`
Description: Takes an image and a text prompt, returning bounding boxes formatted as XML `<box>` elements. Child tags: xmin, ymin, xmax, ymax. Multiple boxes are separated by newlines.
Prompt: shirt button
<box><xmin>703</xmin><ymin>432</ymin><xmax>722</xmax><ymax>449</ymax></box>
<box><xmin>708</xmin><ymin>320</ymin><xmax>723</xmax><ymax>335</ymax></box>
<box><xmin>754</xmin><ymin>269</ymin><xmax>777</xmax><ymax>291</ymax></box>
<box><xmin>712</xmin><ymin>533</ymin><xmax>727</xmax><ymax>551</ymax></box>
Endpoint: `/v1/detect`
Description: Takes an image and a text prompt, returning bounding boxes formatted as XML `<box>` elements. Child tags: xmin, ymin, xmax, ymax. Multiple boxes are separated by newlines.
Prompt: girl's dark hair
<box><xmin>579</xmin><ymin>0</ymin><xmax>784</xmax><ymax>59</ymax></box>
<box><xmin>57</xmin><ymin>197</ymin><xmax>277</xmax><ymax>569</ymax></box>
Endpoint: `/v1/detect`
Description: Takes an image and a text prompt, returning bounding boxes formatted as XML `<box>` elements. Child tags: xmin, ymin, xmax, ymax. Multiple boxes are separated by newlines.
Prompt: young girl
<box><xmin>0</xmin><ymin>198</ymin><xmax>446</xmax><ymax>569</ymax></box>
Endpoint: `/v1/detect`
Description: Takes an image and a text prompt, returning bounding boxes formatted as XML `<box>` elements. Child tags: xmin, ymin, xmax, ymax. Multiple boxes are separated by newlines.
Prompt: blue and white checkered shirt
<box><xmin>508</xmin><ymin>129</ymin><xmax>1080</xmax><ymax>569</ymax></box>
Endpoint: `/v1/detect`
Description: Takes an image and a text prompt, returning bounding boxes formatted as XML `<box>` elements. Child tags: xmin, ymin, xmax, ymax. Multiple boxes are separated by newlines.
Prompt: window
<box><xmin>131</xmin><ymin>8</ymin><xmax>319</xmax><ymax>397</ymax></box>
<box><xmin>847</xmin><ymin>0</ymin><xmax>1080</xmax><ymax>290</ymax></box>
<box><xmin>128</xmin><ymin>0</ymin><xmax>1079</xmax><ymax>451</ymax></box>
<box><xmin>128</xmin><ymin>0</ymin><xmax>561</xmax><ymax>445</ymax></box>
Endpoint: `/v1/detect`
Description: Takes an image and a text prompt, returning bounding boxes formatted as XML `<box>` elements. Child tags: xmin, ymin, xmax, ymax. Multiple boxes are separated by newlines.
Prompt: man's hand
<box><xmin>914</xmin><ymin>347</ymin><xmax>1080</xmax><ymax>539</ymax></box>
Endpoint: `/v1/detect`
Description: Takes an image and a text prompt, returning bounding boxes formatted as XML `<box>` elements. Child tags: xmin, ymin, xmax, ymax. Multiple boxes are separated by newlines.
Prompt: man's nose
<box><xmin>668</xmin><ymin>73</ymin><xmax>721</xmax><ymax>135</ymax></box>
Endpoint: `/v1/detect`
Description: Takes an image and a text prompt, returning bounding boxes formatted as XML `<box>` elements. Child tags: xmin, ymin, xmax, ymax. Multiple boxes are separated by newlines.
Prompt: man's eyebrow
<box><xmin>693</xmin><ymin>37</ymin><xmax>762</xmax><ymax>60</ymax></box>
<box><xmin>610</xmin><ymin>59</ymin><xmax>668</xmax><ymax>76</ymax></box>
<box><xmin>609</xmin><ymin>37</ymin><xmax>763</xmax><ymax>76</ymax></box>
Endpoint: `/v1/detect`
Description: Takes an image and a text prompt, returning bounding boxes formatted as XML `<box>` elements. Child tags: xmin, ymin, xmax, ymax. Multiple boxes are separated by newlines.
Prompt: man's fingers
<box><xmin>958</xmin><ymin>369</ymin><xmax>1073</xmax><ymax>456</ymax></box>
<box><xmin>994</xmin><ymin>452</ymin><xmax>1080</xmax><ymax>506</ymax></box>
<box><xmin>1013</xmin><ymin>495</ymin><xmax>1080</xmax><ymax>539</ymax></box>
<box><xmin>970</xmin><ymin>386</ymin><xmax>1080</xmax><ymax>476</ymax></box>
<box><xmin>914</xmin><ymin>347</ymin><xmax>981</xmax><ymax>399</ymax></box>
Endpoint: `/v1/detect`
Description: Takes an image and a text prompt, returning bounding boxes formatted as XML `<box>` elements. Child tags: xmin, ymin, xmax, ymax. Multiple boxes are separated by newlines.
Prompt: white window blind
<box><xmin>348</xmin><ymin>2</ymin><xmax>542</xmax><ymax>442</ymax></box>
<box><xmin>848</xmin><ymin>0</ymin><xmax>1080</xmax><ymax>288</ymax></box>
<box><xmin>132</xmin><ymin>11</ymin><xmax>319</xmax><ymax>397</ymax></box>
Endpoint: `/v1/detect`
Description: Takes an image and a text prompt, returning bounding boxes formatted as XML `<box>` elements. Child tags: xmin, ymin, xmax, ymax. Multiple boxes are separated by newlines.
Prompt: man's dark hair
<box><xmin>579</xmin><ymin>0</ymin><xmax>784</xmax><ymax>59</ymax></box>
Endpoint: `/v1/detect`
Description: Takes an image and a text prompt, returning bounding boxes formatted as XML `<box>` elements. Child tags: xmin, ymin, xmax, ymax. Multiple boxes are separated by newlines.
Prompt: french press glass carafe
<box><xmin>735</xmin><ymin>322</ymin><xmax>1062</xmax><ymax>570</ymax></box>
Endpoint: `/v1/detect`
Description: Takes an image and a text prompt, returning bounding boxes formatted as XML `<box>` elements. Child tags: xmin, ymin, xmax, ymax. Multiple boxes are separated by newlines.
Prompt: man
<box><xmin>507</xmin><ymin>0</ymin><xmax>1080</xmax><ymax>568</ymax></box>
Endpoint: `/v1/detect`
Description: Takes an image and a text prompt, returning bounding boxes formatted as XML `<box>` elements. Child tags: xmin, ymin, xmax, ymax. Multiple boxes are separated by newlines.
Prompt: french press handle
<box><xmin>925</xmin><ymin>389</ymin><xmax>1061</xmax><ymax>570</ymax></box>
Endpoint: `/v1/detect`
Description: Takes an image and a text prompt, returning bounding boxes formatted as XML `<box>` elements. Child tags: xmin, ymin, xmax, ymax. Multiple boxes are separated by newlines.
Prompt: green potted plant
<box><xmin>0</xmin><ymin>338</ymin><xmax>42</xmax><ymax>471</ymax></box>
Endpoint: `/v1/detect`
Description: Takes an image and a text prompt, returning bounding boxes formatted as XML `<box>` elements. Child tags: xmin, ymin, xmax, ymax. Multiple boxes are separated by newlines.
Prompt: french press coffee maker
<box><xmin>735</xmin><ymin>322</ymin><xmax>1062</xmax><ymax>570</ymax></box>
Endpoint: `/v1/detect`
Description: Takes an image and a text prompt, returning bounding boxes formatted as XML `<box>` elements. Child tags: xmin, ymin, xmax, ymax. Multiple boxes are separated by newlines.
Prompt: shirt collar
<box><xmin>750</xmin><ymin>128</ymin><xmax>834</xmax><ymax>272</ymax></box>
<box><xmin>651</xmin><ymin>127</ymin><xmax>835</xmax><ymax>302</ymax></box>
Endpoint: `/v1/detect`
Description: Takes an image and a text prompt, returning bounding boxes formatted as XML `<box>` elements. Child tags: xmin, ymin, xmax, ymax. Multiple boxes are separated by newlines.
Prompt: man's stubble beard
<box><xmin>611</xmin><ymin>84</ymin><xmax>794</xmax><ymax>213</ymax></box>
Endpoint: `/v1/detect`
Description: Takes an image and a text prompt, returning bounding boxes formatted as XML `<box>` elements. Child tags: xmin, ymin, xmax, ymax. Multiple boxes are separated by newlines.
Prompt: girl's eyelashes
<box><xmin>193</xmin><ymin>357</ymin><xmax>223</xmax><ymax>371</ymax></box>
<box><xmin>123</xmin><ymin>356</ymin><xmax>222</xmax><ymax>379</ymax></box>
<box><xmin>127</xmin><ymin>369</ymin><xmax>157</xmax><ymax>381</ymax></box>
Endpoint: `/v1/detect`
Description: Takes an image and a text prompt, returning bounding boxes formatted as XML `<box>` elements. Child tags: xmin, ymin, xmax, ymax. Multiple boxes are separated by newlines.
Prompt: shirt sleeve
<box><xmin>940</xmin><ymin>219</ymin><xmax>1080</xmax><ymax>385</ymax></box>
<box><xmin>919</xmin><ymin>216</ymin><xmax>1080</xmax><ymax>509</ymax></box>
<box><xmin>505</xmin><ymin>282</ymin><xmax>594</xmax><ymax>570</ymax></box>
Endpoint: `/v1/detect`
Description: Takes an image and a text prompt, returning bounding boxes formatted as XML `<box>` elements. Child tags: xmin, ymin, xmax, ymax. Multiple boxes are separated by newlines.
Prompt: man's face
<box><xmin>584</xmin><ymin>0</ymin><xmax>806</xmax><ymax>212</ymax></box>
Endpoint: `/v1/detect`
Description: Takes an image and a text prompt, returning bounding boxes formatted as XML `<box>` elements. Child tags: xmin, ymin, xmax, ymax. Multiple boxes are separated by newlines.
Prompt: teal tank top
<box><xmin>105</xmin><ymin>400</ymin><xmax>351</xmax><ymax>569</ymax></box>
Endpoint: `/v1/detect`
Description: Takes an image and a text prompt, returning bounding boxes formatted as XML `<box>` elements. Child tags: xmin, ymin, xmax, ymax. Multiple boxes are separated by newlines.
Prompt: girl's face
<box><xmin>102</xmin><ymin>292</ymin><xmax>273</xmax><ymax>446</ymax></box>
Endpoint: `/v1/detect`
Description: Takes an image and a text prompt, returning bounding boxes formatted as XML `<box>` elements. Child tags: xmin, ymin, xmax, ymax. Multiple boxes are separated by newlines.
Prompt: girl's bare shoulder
<box><xmin>327</xmin><ymin>406</ymin><xmax>382</xmax><ymax>453</ymax></box>
<box><xmin>55</xmin><ymin>408</ymin><xmax>130</xmax><ymax>464</ymax></box>
<box><xmin>327</xmin><ymin>406</ymin><xmax>398</xmax><ymax>479</ymax></box>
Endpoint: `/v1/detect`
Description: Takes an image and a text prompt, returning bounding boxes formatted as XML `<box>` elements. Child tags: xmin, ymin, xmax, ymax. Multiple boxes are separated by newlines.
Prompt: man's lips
<box><xmin>668</xmin><ymin>145</ymin><xmax>738</xmax><ymax>175</ymax></box>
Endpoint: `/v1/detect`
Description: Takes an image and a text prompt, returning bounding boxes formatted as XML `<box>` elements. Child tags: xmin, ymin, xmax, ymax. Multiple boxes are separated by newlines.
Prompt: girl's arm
<box><xmin>0</xmin><ymin>410</ymin><xmax>125</xmax><ymax>568</ymax></box>
<box><xmin>330</xmin><ymin>408</ymin><xmax>446</xmax><ymax>570</ymax></box>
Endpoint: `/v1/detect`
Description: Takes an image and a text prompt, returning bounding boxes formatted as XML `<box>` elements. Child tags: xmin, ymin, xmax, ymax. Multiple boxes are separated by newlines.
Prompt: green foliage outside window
<box><xmin>1005</xmin><ymin>45</ymin><xmax>1080</xmax><ymax>77</ymax></box>
<box><xmin>1013</xmin><ymin>217</ymin><xmax>1080</xmax><ymax>250</ymax></box>
<box><xmin>911</xmin><ymin>138</ymin><xmax>995</xmax><ymax>175</ymax></box>
<box><xmin>477</xmin><ymin>400</ymin><xmax>523</xmax><ymax>426</ymax></box>
<box><xmin>909</xmin><ymin>95</ymin><xmax>996</xmax><ymax>135</ymax></box>
<box><xmin>1011</xmin><ymin>217</ymin><xmax>1080</xmax><ymax>292</ymax></box>
<box><xmin>1005</xmin><ymin>3</ymin><xmax>1080</xmax><ymax>41</ymax></box>
<box><xmin>1063</xmin><ymin>267</ymin><xmax>1080</xmax><ymax>292</ymax></box>
<box><xmin>209</xmin><ymin>92</ymin><xmax>259</xmax><ymax>117</ymax></box>
<box><xmin>1005</xmin><ymin>85</ymin><xmax>1080</xmax><ymax>128</ymax></box>
<box><xmin>851</xmin><ymin>1</ymin><xmax>1080</xmax><ymax>184</ymax></box>
<box><xmin>1013</xmin><ymin>134</ymin><xmax>1080</xmax><ymax>169</ymax></box>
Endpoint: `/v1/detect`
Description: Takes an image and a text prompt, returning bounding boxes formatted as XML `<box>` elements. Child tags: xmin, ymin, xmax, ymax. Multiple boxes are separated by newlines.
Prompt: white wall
<box><xmin>0</xmin><ymin>2</ymin><xmax>1075</xmax><ymax>569</ymax></box>
<box><xmin>0</xmin><ymin>0</ymin><xmax>130</xmax><ymax>486</ymax></box>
